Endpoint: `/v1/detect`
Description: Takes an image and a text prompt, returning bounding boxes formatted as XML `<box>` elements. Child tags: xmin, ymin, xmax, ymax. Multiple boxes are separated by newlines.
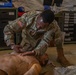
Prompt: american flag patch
<box><xmin>17</xmin><ymin>21</ymin><xmax>24</xmax><ymax>28</ymax></box>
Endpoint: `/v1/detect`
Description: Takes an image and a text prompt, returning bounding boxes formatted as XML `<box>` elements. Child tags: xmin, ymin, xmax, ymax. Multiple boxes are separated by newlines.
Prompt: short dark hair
<box><xmin>40</xmin><ymin>10</ymin><xmax>55</xmax><ymax>24</ymax></box>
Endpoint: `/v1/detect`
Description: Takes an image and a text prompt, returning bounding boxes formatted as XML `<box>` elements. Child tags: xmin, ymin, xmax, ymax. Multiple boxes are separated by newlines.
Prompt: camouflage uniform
<box><xmin>4</xmin><ymin>11</ymin><xmax>63</xmax><ymax>55</ymax></box>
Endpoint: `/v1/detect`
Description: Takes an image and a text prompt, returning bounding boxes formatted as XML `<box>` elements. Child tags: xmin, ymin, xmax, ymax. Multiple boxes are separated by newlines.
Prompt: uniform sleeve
<box><xmin>3</xmin><ymin>13</ymin><xmax>28</xmax><ymax>46</ymax></box>
<box><xmin>34</xmin><ymin>30</ymin><xmax>55</xmax><ymax>55</ymax></box>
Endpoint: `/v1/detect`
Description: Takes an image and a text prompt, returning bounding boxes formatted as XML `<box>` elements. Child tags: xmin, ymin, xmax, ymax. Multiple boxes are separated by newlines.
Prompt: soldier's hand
<box><xmin>11</xmin><ymin>44</ymin><xmax>22</xmax><ymax>53</ymax></box>
<box><xmin>34</xmin><ymin>50</ymin><xmax>40</xmax><ymax>56</ymax></box>
<box><xmin>20</xmin><ymin>51</ymin><xmax>35</xmax><ymax>56</ymax></box>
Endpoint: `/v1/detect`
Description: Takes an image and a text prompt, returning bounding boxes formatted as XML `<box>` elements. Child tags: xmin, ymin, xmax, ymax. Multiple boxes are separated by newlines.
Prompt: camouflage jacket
<box><xmin>4</xmin><ymin>11</ymin><xmax>63</xmax><ymax>55</ymax></box>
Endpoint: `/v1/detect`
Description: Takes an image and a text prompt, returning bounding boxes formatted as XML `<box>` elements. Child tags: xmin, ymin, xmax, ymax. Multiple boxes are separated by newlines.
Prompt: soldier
<box><xmin>4</xmin><ymin>10</ymin><xmax>71</xmax><ymax>67</ymax></box>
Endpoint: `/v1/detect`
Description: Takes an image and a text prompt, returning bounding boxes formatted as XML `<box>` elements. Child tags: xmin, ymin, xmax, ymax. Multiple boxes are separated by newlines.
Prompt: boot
<box><xmin>57</xmin><ymin>48</ymin><xmax>72</xmax><ymax>67</ymax></box>
<box><xmin>57</xmin><ymin>56</ymin><xmax>72</xmax><ymax>67</ymax></box>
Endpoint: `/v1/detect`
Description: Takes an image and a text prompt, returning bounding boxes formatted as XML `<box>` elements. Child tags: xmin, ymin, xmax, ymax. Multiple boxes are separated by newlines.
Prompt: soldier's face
<box><xmin>36</xmin><ymin>16</ymin><xmax>49</xmax><ymax>29</ymax></box>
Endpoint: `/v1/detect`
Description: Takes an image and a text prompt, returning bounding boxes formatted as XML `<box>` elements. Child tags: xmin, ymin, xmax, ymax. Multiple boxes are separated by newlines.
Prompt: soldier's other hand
<box><xmin>11</xmin><ymin>44</ymin><xmax>22</xmax><ymax>53</ymax></box>
<box><xmin>34</xmin><ymin>50</ymin><xmax>40</xmax><ymax>56</ymax></box>
<box><xmin>20</xmin><ymin>51</ymin><xmax>35</xmax><ymax>56</ymax></box>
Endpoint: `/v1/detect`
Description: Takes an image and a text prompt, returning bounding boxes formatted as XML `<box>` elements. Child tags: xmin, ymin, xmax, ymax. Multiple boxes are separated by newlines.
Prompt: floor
<box><xmin>47</xmin><ymin>44</ymin><xmax>76</xmax><ymax>66</ymax></box>
<box><xmin>42</xmin><ymin>44</ymin><xmax>76</xmax><ymax>75</ymax></box>
<box><xmin>0</xmin><ymin>44</ymin><xmax>76</xmax><ymax>75</ymax></box>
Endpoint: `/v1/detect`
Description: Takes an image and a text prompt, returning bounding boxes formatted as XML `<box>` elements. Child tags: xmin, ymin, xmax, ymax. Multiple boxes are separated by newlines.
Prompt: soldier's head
<box><xmin>36</xmin><ymin>10</ymin><xmax>55</xmax><ymax>29</ymax></box>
